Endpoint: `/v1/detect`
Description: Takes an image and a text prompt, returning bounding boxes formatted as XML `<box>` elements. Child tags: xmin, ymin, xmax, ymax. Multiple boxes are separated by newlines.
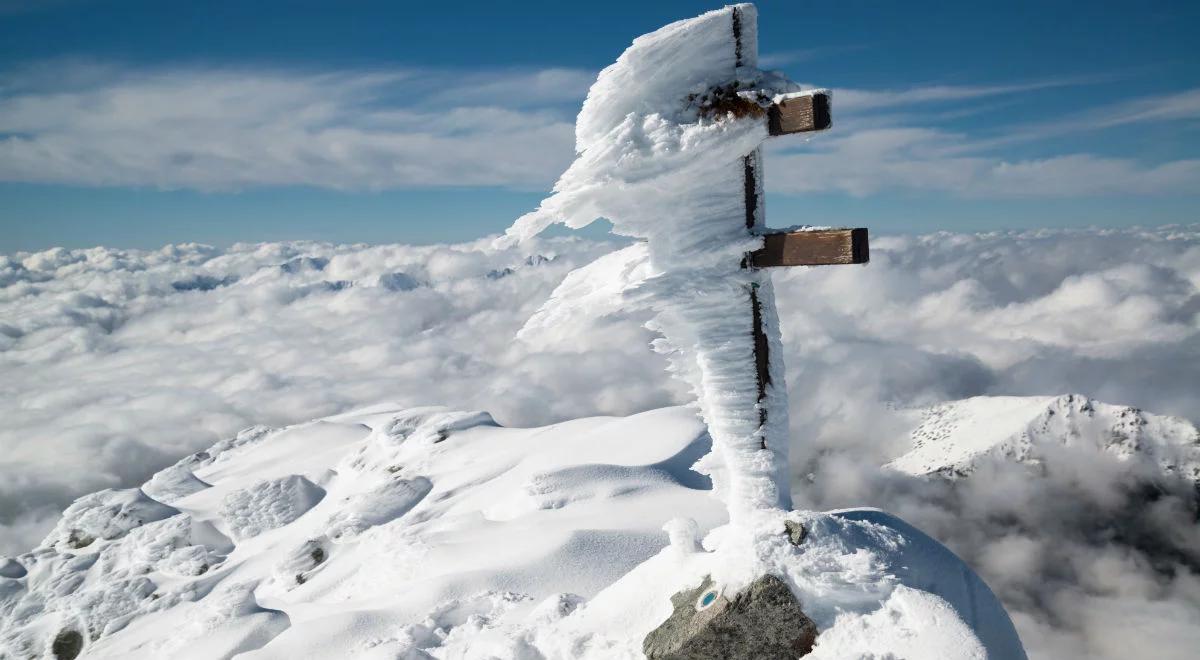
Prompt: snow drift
<box><xmin>0</xmin><ymin>404</ymin><xmax>1026</xmax><ymax>659</ymax></box>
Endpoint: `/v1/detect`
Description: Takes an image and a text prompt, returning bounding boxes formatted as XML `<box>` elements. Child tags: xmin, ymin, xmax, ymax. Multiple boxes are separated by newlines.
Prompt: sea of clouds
<box><xmin>2</xmin><ymin>226</ymin><xmax>1198</xmax><ymax>658</ymax></box>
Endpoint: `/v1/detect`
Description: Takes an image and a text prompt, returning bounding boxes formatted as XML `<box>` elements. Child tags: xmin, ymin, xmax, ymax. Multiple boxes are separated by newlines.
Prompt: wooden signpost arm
<box><xmin>767</xmin><ymin>91</ymin><xmax>832</xmax><ymax>136</ymax></box>
<box><xmin>750</xmin><ymin>229</ymin><xmax>869</xmax><ymax>267</ymax></box>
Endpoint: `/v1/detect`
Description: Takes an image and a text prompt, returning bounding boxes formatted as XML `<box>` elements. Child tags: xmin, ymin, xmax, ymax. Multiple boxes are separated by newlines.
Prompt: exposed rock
<box><xmin>784</xmin><ymin>520</ymin><xmax>807</xmax><ymax>546</ymax></box>
<box><xmin>273</xmin><ymin>538</ymin><xmax>330</xmax><ymax>590</ymax></box>
<box><xmin>51</xmin><ymin>629</ymin><xmax>83</xmax><ymax>660</ymax></box>
<box><xmin>644</xmin><ymin>574</ymin><xmax>817</xmax><ymax>659</ymax></box>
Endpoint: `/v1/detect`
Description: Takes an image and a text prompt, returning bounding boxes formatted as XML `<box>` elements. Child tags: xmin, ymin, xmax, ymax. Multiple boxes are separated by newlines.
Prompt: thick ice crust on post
<box><xmin>501</xmin><ymin>3</ymin><xmax>798</xmax><ymax>247</ymax></box>
<box><xmin>575</xmin><ymin>4</ymin><xmax>758</xmax><ymax>154</ymax></box>
<box><xmin>501</xmin><ymin>5</ymin><xmax>803</xmax><ymax>521</ymax></box>
<box><xmin>750</xmin><ymin>228</ymin><xmax>868</xmax><ymax>267</ymax></box>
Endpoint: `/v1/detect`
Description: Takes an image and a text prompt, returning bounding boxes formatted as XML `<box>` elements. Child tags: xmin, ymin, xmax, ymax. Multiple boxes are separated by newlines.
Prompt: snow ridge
<box><xmin>0</xmin><ymin>402</ymin><xmax>1028</xmax><ymax>659</ymax></box>
<box><xmin>890</xmin><ymin>393</ymin><xmax>1200</xmax><ymax>479</ymax></box>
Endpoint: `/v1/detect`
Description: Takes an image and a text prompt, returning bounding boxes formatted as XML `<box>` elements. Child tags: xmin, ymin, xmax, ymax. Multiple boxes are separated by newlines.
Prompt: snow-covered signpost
<box><xmin>506</xmin><ymin>4</ymin><xmax>865</xmax><ymax>527</ymax></box>
<box><xmin>502</xmin><ymin>4</ymin><xmax>879</xmax><ymax>653</ymax></box>
<box><xmin>726</xmin><ymin>9</ymin><xmax>869</xmax><ymax>466</ymax></box>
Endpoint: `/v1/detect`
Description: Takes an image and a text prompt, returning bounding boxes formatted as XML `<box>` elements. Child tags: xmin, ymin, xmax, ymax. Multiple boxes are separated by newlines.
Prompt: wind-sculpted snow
<box><xmin>142</xmin><ymin>466</ymin><xmax>211</xmax><ymax>504</ymax></box>
<box><xmin>0</xmin><ymin>405</ymin><xmax>1022</xmax><ymax>659</ymax></box>
<box><xmin>45</xmin><ymin>488</ymin><xmax>180</xmax><ymax>551</ymax></box>
<box><xmin>1</xmin><ymin>225</ymin><xmax>1198</xmax><ymax>657</ymax></box>
<box><xmin>219</xmin><ymin>475</ymin><xmax>326</xmax><ymax>541</ymax></box>
<box><xmin>0</xmin><ymin>504</ymin><xmax>234</xmax><ymax>657</ymax></box>
<box><xmin>323</xmin><ymin>476</ymin><xmax>432</xmax><ymax>541</ymax></box>
<box><xmin>0</xmin><ymin>236</ymin><xmax>650</xmax><ymax>553</ymax></box>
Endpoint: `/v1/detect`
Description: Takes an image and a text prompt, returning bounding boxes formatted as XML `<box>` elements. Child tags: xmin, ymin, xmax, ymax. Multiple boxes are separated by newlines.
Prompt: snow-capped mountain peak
<box><xmin>888</xmin><ymin>394</ymin><xmax>1200</xmax><ymax>480</ymax></box>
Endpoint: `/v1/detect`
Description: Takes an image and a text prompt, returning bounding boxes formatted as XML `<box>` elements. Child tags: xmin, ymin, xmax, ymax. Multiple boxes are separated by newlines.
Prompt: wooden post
<box><xmin>744</xmin><ymin>150</ymin><xmax>771</xmax><ymax>449</ymax></box>
<box><xmin>733</xmin><ymin>6</ymin><xmax>772</xmax><ymax>451</ymax></box>
<box><xmin>731</xmin><ymin>6</ymin><xmax>868</xmax><ymax>455</ymax></box>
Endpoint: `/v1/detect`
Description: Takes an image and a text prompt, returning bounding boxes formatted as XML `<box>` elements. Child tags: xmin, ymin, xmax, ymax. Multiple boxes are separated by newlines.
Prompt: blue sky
<box><xmin>2</xmin><ymin>0</ymin><xmax>1198</xmax><ymax>251</ymax></box>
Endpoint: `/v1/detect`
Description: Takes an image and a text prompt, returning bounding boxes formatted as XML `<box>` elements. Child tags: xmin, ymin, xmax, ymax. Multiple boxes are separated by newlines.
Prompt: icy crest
<box><xmin>0</xmin><ymin>401</ymin><xmax>1028</xmax><ymax>658</ymax></box>
<box><xmin>142</xmin><ymin>465</ymin><xmax>211</xmax><ymax>504</ymax></box>
<box><xmin>44</xmin><ymin>488</ymin><xmax>180</xmax><ymax>551</ymax></box>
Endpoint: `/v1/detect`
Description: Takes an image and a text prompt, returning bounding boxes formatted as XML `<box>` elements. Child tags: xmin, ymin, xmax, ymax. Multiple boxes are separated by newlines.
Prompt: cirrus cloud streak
<box><xmin>2</xmin><ymin>62</ymin><xmax>1199</xmax><ymax>199</ymax></box>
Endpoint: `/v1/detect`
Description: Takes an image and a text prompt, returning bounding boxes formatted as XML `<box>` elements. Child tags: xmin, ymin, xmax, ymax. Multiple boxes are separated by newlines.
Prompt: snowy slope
<box><xmin>889</xmin><ymin>394</ymin><xmax>1200</xmax><ymax>480</ymax></box>
<box><xmin>0</xmin><ymin>404</ymin><xmax>1023</xmax><ymax>659</ymax></box>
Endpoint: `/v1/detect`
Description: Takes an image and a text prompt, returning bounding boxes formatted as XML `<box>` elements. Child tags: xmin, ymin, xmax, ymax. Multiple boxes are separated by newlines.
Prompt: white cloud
<box><xmin>2</xmin><ymin>63</ymin><xmax>1196</xmax><ymax>199</ymax></box>
<box><xmin>769</xmin><ymin>127</ymin><xmax>1200</xmax><ymax>198</ymax></box>
<box><xmin>418</xmin><ymin>67</ymin><xmax>595</xmax><ymax>109</ymax></box>
<box><xmin>757</xmin><ymin>45</ymin><xmax>869</xmax><ymax>69</ymax></box>
<box><xmin>1022</xmin><ymin>87</ymin><xmax>1200</xmax><ymax>136</ymax></box>
<box><xmin>0</xmin><ymin>64</ymin><xmax>581</xmax><ymax>190</ymax></box>
<box><xmin>766</xmin><ymin>82</ymin><xmax>1200</xmax><ymax>199</ymax></box>
<box><xmin>833</xmin><ymin>78</ymin><xmax>1097</xmax><ymax>113</ymax></box>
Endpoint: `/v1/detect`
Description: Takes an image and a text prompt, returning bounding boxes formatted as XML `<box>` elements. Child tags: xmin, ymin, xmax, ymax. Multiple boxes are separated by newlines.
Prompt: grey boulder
<box><xmin>644</xmin><ymin>573</ymin><xmax>818</xmax><ymax>659</ymax></box>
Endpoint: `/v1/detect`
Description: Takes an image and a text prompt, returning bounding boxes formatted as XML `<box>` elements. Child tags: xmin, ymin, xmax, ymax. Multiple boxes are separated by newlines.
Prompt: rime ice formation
<box><xmin>502</xmin><ymin>4</ymin><xmax>806</xmax><ymax>523</ymax></box>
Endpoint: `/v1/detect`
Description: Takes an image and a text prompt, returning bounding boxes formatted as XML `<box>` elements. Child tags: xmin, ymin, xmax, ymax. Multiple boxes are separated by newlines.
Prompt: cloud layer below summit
<box><xmin>2</xmin><ymin>226</ymin><xmax>1196</xmax><ymax>549</ymax></box>
<box><xmin>2</xmin><ymin>226</ymin><xmax>1199</xmax><ymax>658</ymax></box>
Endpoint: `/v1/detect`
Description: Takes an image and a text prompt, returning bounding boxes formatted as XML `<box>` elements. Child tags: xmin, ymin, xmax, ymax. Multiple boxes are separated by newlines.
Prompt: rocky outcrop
<box><xmin>644</xmin><ymin>574</ymin><xmax>817</xmax><ymax>659</ymax></box>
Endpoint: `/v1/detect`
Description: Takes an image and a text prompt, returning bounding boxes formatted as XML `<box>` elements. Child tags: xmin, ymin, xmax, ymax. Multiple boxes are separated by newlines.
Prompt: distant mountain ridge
<box><xmin>888</xmin><ymin>394</ymin><xmax>1200</xmax><ymax>481</ymax></box>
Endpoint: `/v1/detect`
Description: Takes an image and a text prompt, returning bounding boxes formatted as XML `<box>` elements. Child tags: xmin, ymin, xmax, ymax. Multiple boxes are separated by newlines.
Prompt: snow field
<box><xmin>1</xmin><ymin>402</ymin><xmax>1030</xmax><ymax>658</ymax></box>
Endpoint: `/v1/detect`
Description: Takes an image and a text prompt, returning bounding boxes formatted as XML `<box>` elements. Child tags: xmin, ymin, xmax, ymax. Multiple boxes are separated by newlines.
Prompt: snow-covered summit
<box><xmin>889</xmin><ymin>394</ymin><xmax>1200</xmax><ymax>481</ymax></box>
<box><xmin>0</xmin><ymin>404</ymin><xmax>1023</xmax><ymax>659</ymax></box>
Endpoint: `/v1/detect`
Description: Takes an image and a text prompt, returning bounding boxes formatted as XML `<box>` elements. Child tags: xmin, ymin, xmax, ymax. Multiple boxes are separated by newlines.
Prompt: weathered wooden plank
<box><xmin>767</xmin><ymin>92</ymin><xmax>832</xmax><ymax>136</ymax></box>
<box><xmin>750</xmin><ymin>228</ymin><xmax>868</xmax><ymax>267</ymax></box>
